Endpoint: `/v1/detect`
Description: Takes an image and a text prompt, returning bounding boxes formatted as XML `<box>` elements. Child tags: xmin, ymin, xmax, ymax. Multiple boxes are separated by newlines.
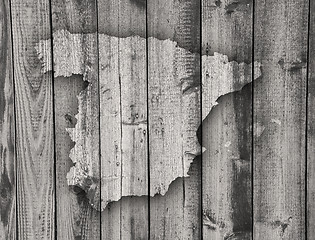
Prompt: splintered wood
<box><xmin>36</xmin><ymin>30</ymin><xmax>261</xmax><ymax>211</ymax></box>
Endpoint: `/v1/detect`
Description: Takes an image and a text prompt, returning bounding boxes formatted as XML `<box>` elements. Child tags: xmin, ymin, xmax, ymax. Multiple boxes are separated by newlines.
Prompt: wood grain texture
<box><xmin>3</xmin><ymin>1</ymin><xmax>312</xmax><ymax>239</ymax></box>
<box><xmin>202</xmin><ymin>0</ymin><xmax>253</xmax><ymax>62</ymax></box>
<box><xmin>50</xmin><ymin>1</ymin><xmax>101</xmax><ymax>239</ymax></box>
<box><xmin>98</xmin><ymin>0</ymin><xmax>145</xmax><ymax>38</ymax></box>
<box><xmin>10</xmin><ymin>0</ymin><xmax>55</xmax><ymax>238</ymax></box>
<box><xmin>147</xmin><ymin>0</ymin><xmax>201</xmax><ymax>238</ymax></box>
<box><xmin>37</xmin><ymin>30</ymin><xmax>102</xmax><ymax>238</ymax></box>
<box><xmin>55</xmin><ymin>75</ymin><xmax>101</xmax><ymax>240</ymax></box>
<box><xmin>0</xmin><ymin>0</ymin><xmax>16</xmax><ymax>239</ymax></box>
<box><xmin>98</xmin><ymin>33</ymin><xmax>121</xmax><ymax>240</ymax></box>
<box><xmin>119</xmin><ymin>35</ymin><xmax>148</xmax><ymax>239</ymax></box>
<box><xmin>308</xmin><ymin>1</ymin><xmax>315</xmax><ymax>238</ymax></box>
<box><xmin>202</xmin><ymin>1</ymin><xmax>254</xmax><ymax>239</ymax></box>
<box><xmin>254</xmin><ymin>0</ymin><xmax>308</xmax><ymax>239</ymax></box>
<box><xmin>98</xmin><ymin>0</ymin><xmax>148</xmax><ymax>238</ymax></box>
<box><xmin>98</xmin><ymin>0</ymin><xmax>197</xmax><ymax>53</ymax></box>
<box><xmin>201</xmin><ymin>56</ymin><xmax>260</xmax><ymax>240</ymax></box>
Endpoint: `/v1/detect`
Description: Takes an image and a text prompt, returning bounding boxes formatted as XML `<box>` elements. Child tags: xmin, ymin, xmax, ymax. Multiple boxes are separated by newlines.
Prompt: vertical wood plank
<box><xmin>147</xmin><ymin>0</ymin><xmax>201</xmax><ymax>239</ymax></box>
<box><xmin>98</xmin><ymin>33</ymin><xmax>121</xmax><ymax>240</ymax></box>
<box><xmin>50</xmin><ymin>1</ymin><xmax>101</xmax><ymax>239</ymax></box>
<box><xmin>201</xmin><ymin>0</ymin><xmax>254</xmax><ymax>239</ymax></box>
<box><xmin>119</xmin><ymin>35</ymin><xmax>148</xmax><ymax>239</ymax></box>
<box><xmin>10</xmin><ymin>0</ymin><xmax>55</xmax><ymax>238</ymax></box>
<box><xmin>201</xmin><ymin>0</ymin><xmax>253</xmax><ymax>61</ymax></box>
<box><xmin>0</xmin><ymin>0</ymin><xmax>16</xmax><ymax>239</ymax></box>
<box><xmin>254</xmin><ymin>0</ymin><xmax>308</xmax><ymax>239</ymax></box>
<box><xmin>98</xmin><ymin>0</ymin><xmax>148</xmax><ymax>239</ymax></box>
<box><xmin>308</xmin><ymin>1</ymin><xmax>315</xmax><ymax>238</ymax></box>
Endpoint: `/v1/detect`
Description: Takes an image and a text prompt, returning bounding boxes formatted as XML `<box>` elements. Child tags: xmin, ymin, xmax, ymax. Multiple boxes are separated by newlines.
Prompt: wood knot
<box><xmin>130</xmin><ymin>0</ymin><xmax>146</xmax><ymax>8</ymax></box>
<box><xmin>278</xmin><ymin>58</ymin><xmax>307</xmax><ymax>71</ymax></box>
<box><xmin>225</xmin><ymin>0</ymin><xmax>252</xmax><ymax>14</ymax></box>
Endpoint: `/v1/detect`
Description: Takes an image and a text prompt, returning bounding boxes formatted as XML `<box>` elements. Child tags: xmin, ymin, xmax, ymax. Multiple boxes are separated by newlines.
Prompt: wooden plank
<box><xmin>119</xmin><ymin>35</ymin><xmax>148</xmax><ymax>239</ymax></box>
<box><xmin>201</xmin><ymin>1</ymin><xmax>254</xmax><ymax>239</ymax></box>
<box><xmin>0</xmin><ymin>0</ymin><xmax>16</xmax><ymax>239</ymax></box>
<box><xmin>50</xmin><ymin>0</ymin><xmax>101</xmax><ymax>239</ymax></box>
<box><xmin>254</xmin><ymin>0</ymin><xmax>308</xmax><ymax>239</ymax></box>
<box><xmin>10</xmin><ymin>0</ymin><xmax>55</xmax><ymax>238</ymax></box>
<box><xmin>201</xmin><ymin>57</ymin><xmax>259</xmax><ymax>239</ymax></box>
<box><xmin>147</xmin><ymin>0</ymin><xmax>201</xmax><ymax>239</ymax></box>
<box><xmin>98</xmin><ymin>33</ymin><xmax>121</xmax><ymax>240</ymax></box>
<box><xmin>54</xmin><ymin>73</ymin><xmax>101</xmax><ymax>239</ymax></box>
<box><xmin>98</xmin><ymin>0</ymin><xmax>148</xmax><ymax>239</ymax></box>
<box><xmin>201</xmin><ymin>0</ymin><xmax>253</xmax><ymax>61</ymax></box>
<box><xmin>308</xmin><ymin>1</ymin><xmax>315</xmax><ymax>238</ymax></box>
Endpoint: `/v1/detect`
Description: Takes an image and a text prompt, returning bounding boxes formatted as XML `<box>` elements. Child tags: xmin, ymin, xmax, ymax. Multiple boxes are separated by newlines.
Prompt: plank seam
<box><xmin>96</xmin><ymin>0</ymin><xmax>102</xmax><ymax>237</ymax></box>
<box><xmin>251</xmin><ymin>0</ymin><xmax>255</xmax><ymax>239</ymax></box>
<box><xmin>118</xmin><ymin>3</ymin><xmax>123</xmax><ymax>239</ymax></box>
<box><xmin>200</xmin><ymin>0</ymin><xmax>203</xmax><ymax>239</ymax></box>
<box><xmin>7</xmin><ymin>0</ymin><xmax>18</xmax><ymax>238</ymax></box>
<box><xmin>47</xmin><ymin>0</ymin><xmax>57</xmax><ymax>239</ymax></box>
<box><xmin>146</xmin><ymin>0</ymin><xmax>151</xmax><ymax>238</ymax></box>
<box><xmin>306</xmin><ymin>0</ymin><xmax>311</xmax><ymax>238</ymax></box>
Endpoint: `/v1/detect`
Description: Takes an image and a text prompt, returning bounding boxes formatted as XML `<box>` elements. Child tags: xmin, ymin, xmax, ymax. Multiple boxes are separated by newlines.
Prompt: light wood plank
<box><xmin>50</xmin><ymin>0</ymin><xmax>101</xmax><ymax>239</ymax></box>
<box><xmin>98</xmin><ymin>33</ymin><xmax>121</xmax><ymax>239</ymax></box>
<box><xmin>119</xmin><ymin>35</ymin><xmax>148</xmax><ymax>239</ymax></box>
<box><xmin>98</xmin><ymin>0</ymin><xmax>148</xmax><ymax>238</ymax></box>
<box><xmin>10</xmin><ymin>0</ymin><xmax>55</xmax><ymax>238</ymax></box>
<box><xmin>147</xmin><ymin>0</ymin><xmax>201</xmax><ymax>238</ymax></box>
<box><xmin>254</xmin><ymin>0</ymin><xmax>308</xmax><ymax>239</ymax></box>
<box><xmin>201</xmin><ymin>1</ymin><xmax>254</xmax><ymax>239</ymax></box>
<box><xmin>0</xmin><ymin>0</ymin><xmax>16</xmax><ymax>238</ymax></box>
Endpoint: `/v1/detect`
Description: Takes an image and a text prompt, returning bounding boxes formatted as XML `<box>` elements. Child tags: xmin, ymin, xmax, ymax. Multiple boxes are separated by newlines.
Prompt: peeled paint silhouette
<box><xmin>36</xmin><ymin>29</ymin><xmax>261</xmax><ymax>211</ymax></box>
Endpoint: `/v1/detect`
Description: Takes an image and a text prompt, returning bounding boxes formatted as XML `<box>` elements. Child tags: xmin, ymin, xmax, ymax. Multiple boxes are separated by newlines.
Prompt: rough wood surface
<box><xmin>37</xmin><ymin>30</ymin><xmax>101</xmax><ymax>210</ymax></box>
<box><xmin>98</xmin><ymin>34</ymin><xmax>150</xmax><ymax>239</ymax></box>
<box><xmin>54</xmin><ymin>75</ymin><xmax>101</xmax><ymax>240</ymax></box>
<box><xmin>39</xmin><ymin>33</ymin><xmax>265</xmax><ymax>239</ymax></box>
<box><xmin>254</xmin><ymin>0</ymin><xmax>308</xmax><ymax>239</ymax></box>
<box><xmin>147</xmin><ymin>38</ymin><xmax>200</xmax><ymax>196</ymax></box>
<box><xmin>0</xmin><ymin>0</ymin><xmax>16</xmax><ymax>239</ymax></box>
<box><xmin>119</xmin><ymin>34</ymin><xmax>148</xmax><ymax>239</ymax></box>
<box><xmin>98</xmin><ymin>0</ymin><xmax>196</xmax><ymax>53</ymax></box>
<box><xmin>147</xmin><ymin>0</ymin><xmax>201</xmax><ymax>238</ymax></box>
<box><xmin>202</xmin><ymin>54</ymin><xmax>260</xmax><ymax>239</ymax></box>
<box><xmin>37</xmin><ymin>35</ymin><xmax>150</xmax><ymax>196</ymax></box>
<box><xmin>50</xmin><ymin>0</ymin><xmax>101</xmax><ymax>238</ymax></box>
<box><xmin>5</xmin><ymin>1</ymin><xmax>313</xmax><ymax>239</ymax></box>
<box><xmin>97</xmin><ymin>0</ymin><xmax>148</xmax><ymax>204</ymax></box>
<box><xmin>201</xmin><ymin>0</ymin><xmax>253</xmax><ymax>61</ymax></box>
<box><xmin>98</xmin><ymin>0</ymin><xmax>148</xmax><ymax>238</ymax></box>
<box><xmin>10</xmin><ymin>0</ymin><xmax>55</xmax><ymax>238</ymax></box>
<box><xmin>201</xmin><ymin>2</ymin><xmax>256</xmax><ymax>239</ymax></box>
<box><xmin>308</xmin><ymin>1</ymin><xmax>315</xmax><ymax>238</ymax></box>
<box><xmin>98</xmin><ymin>33</ymin><xmax>121</xmax><ymax>239</ymax></box>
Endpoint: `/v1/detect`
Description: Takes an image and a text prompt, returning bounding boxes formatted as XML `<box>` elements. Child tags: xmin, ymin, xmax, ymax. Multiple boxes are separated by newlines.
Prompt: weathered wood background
<box><xmin>0</xmin><ymin>0</ymin><xmax>312</xmax><ymax>239</ymax></box>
